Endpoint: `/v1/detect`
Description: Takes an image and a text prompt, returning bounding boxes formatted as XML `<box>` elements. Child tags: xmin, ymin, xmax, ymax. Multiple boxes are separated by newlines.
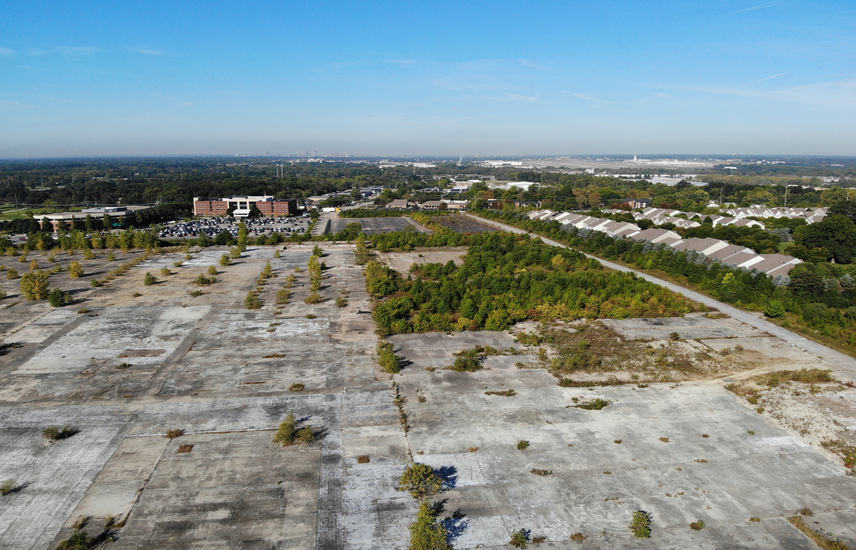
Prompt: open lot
<box><xmin>0</xmin><ymin>243</ymin><xmax>855</xmax><ymax>548</ymax></box>
<box><xmin>431</xmin><ymin>214</ymin><xmax>499</xmax><ymax>234</ymax></box>
<box><xmin>327</xmin><ymin>216</ymin><xmax>430</xmax><ymax>236</ymax></box>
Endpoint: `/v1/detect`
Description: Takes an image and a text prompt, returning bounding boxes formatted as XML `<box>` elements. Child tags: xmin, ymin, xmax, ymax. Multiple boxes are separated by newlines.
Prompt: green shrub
<box><xmin>0</xmin><ymin>479</ymin><xmax>16</xmax><ymax>496</ymax></box>
<box><xmin>510</xmin><ymin>529</ymin><xmax>530</xmax><ymax>548</ymax></box>
<box><xmin>20</xmin><ymin>270</ymin><xmax>49</xmax><ymax>300</ymax></box>
<box><xmin>0</xmin><ymin>290</ymin><xmax>6</xmax><ymax>300</ymax></box>
<box><xmin>312</xmin><ymin>245</ymin><xmax>324</xmax><ymax>257</ymax></box>
<box><xmin>160</xmin><ymin>267</ymin><xmax>171</xmax><ymax>276</ymax></box>
<box><xmin>143</xmin><ymin>272</ymin><xmax>157</xmax><ymax>286</ymax></box>
<box><xmin>408</xmin><ymin>500</ymin><xmax>452</xmax><ymax>550</ymax></box>
<box><xmin>399</xmin><ymin>463</ymin><xmax>443</xmax><ymax>498</ymax></box>
<box><xmin>107</xmin><ymin>251</ymin><xmax>116</xmax><ymax>261</ymax></box>
<box><xmin>173</xmin><ymin>260</ymin><xmax>183</xmax><ymax>268</ymax></box>
<box><xmin>220</xmin><ymin>254</ymin><xmax>231</xmax><ymax>266</ymax></box>
<box><xmin>448</xmin><ymin>348</ymin><xmax>483</xmax><ymax>372</ymax></box>
<box><xmin>630</xmin><ymin>510</ymin><xmax>653</xmax><ymax>538</ymax></box>
<box><xmin>378</xmin><ymin>341</ymin><xmax>401</xmax><ymax>374</ymax></box>
<box><xmin>6</xmin><ymin>268</ymin><xmax>18</xmax><ymax>279</ymax></box>
<box><xmin>296</xmin><ymin>426</ymin><xmax>315</xmax><ymax>444</ymax></box>
<box><xmin>244</xmin><ymin>292</ymin><xmax>262</xmax><ymax>309</ymax></box>
<box><xmin>68</xmin><ymin>261</ymin><xmax>84</xmax><ymax>278</ymax></box>
<box><xmin>90</xmin><ymin>279</ymin><xmax>102</xmax><ymax>287</ymax></box>
<box><xmin>273</xmin><ymin>413</ymin><xmax>298</xmax><ymax>446</ymax></box>
<box><xmin>689</xmin><ymin>520</ymin><xmax>705</xmax><ymax>530</ymax></box>
<box><xmin>193</xmin><ymin>274</ymin><xmax>215</xmax><ymax>285</ymax></box>
<box><xmin>276</xmin><ymin>288</ymin><xmax>291</xmax><ymax>305</ymax></box>
<box><xmin>304</xmin><ymin>291</ymin><xmax>322</xmax><ymax>304</ymax></box>
<box><xmin>48</xmin><ymin>288</ymin><xmax>68</xmax><ymax>307</ymax></box>
<box><xmin>335</xmin><ymin>296</ymin><xmax>348</xmax><ymax>308</ymax></box>
<box><xmin>764</xmin><ymin>299</ymin><xmax>786</xmax><ymax>318</ymax></box>
<box><xmin>517</xmin><ymin>440</ymin><xmax>529</xmax><ymax>450</ymax></box>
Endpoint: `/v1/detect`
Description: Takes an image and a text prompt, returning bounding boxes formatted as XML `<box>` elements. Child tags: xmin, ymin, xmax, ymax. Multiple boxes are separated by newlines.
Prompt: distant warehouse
<box><xmin>193</xmin><ymin>196</ymin><xmax>298</xmax><ymax>218</ymax></box>
<box><xmin>33</xmin><ymin>206</ymin><xmax>151</xmax><ymax>231</ymax></box>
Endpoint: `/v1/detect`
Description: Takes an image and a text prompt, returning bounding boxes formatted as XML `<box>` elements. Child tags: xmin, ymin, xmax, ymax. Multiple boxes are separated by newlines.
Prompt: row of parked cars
<box><xmin>158</xmin><ymin>216</ymin><xmax>311</xmax><ymax>240</ymax></box>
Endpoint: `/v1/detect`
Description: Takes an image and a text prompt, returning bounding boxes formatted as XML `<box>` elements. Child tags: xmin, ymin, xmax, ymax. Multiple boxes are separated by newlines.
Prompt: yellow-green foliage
<box><xmin>377</xmin><ymin>341</ymin><xmax>401</xmax><ymax>374</ymax></box>
<box><xmin>68</xmin><ymin>261</ymin><xmax>84</xmax><ymax>278</ymax></box>
<box><xmin>20</xmin><ymin>270</ymin><xmax>49</xmax><ymax>300</ymax></box>
<box><xmin>408</xmin><ymin>501</ymin><xmax>452</xmax><ymax>550</ymax></box>
<box><xmin>399</xmin><ymin>463</ymin><xmax>442</xmax><ymax>499</ymax></box>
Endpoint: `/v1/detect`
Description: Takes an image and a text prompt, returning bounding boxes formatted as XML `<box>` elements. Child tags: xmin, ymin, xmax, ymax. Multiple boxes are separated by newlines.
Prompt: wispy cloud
<box><xmin>669</xmin><ymin>76</ymin><xmax>856</xmax><ymax>108</ymax></box>
<box><xmin>0</xmin><ymin>48</ymin><xmax>13</xmax><ymax>59</ymax></box>
<box><xmin>654</xmin><ymin>93</ymin><xmax>675</xmax><ymax>100</ymax></box>
<box><xmin>483</xmin><ymin>93</ymin><xmax>538</xmax><ymax>102</ymax></box>
<box><xmin>138</xmin><ymin>49</ymin><xmax>169</xmax><ymax>56</ymax></box>
<box><xmin>520</xmin><ymin>59</ymin><xmax>552</xmax><ymax>70</ymax></box>
<box><xmin>731</xmin><ymin>72</ymin><xmax>786</xmax><ymax>90</ymax></box>
<box><xmin>726</xmin><ymin>1</ymin><xmax>794</xmax><ymax>16</ymax></box>
<box><xmin>563</xmin><ymin>91</ymin><xmax>611</xmax><ymax>104</ymax></box>
<box><xmin>26</xmin><ymin>46</ymin><xmax>100</xmax><ymax>58</ymax></box>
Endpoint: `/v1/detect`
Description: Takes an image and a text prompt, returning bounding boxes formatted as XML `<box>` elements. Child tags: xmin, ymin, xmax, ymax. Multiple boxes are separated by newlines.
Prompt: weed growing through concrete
<box><xmin>531</xmin><ymin>469</ymin><xmax>552</xmax><ymax>476</ymax></box>
<box><xmin>630</xmin><ymin>510</ymin><xmax>653</xmax><ymax>538</ymax></box>
<box><xmin>1</xmin><ymin>480</ymin><xmax>17</xmax><ymax>496</ymax></box>
<box><xmin>749</xmin><ymin>517</ymin><xmax>761</xmax><ymax>522</ymax></box>
<box><xmin>160</xmin><ymin>267</ymin><xmax>171</xmax><ymax>276</ymax></box>
<box><xmin>399</xmin><ymin>463</ymin><xmax>443</xmax><ymax>498</ymax></box>
<box><xmin>408</xmin><ymin>500</ymin><xmax>452</xmax><ymax>550</ymax></box>
<box><xmin>43</xmin><ymin>425</ymin><xmax>78</xmax><ymax>442</ymax></box>
<box><xmin>575</xmin><ymin>398</ymin><xmax>611</xmax><ymax>410</ymax></box>
<box><xmin>570</xmin><ymin>532</ymin><xmax>587</xmax><ymax>541</ymax></box>
<box><xmin>485</xmin><ymin>389</ymin><xmax>516</xmax><ymax>397</ymax></box>
<box><xmin>116</xmin><ymin>362</ymin><xmax>130</xmax><ymax>369</ymax></box>
<box><xmin>614</xmin><ymin>439</ymin><xmax>623</xmax><ymax>444</ymax></box>
<box><xmin>143</xmin><ymin>272</ymin><xmax>157</xmax><ymax>286</ymax></box>
<box><xmin>689</xmin><ymin>520</ymin><xmax>706</xmax><ymax>530</ymax></box>
<box><xmin>510</xmin><ymin>528</ymin><xmax>530</xmax><ymax>548</ymax></box>
<box><xmin>377</xmin><ymin>341</ymin><xmax>401</xmax><ymax>374</ymax></box>
<box><xmin>787</xmin><ymin>516</ymin><xmax>848</xmax><ymax>550</ymax></box>
<box><xmin>289</xmin><ymin>383</ymin><xmax>304</xmax><ymax>392</ymax></box>
<box><xmin>357</xmin><ymin>455</ymin><xmax>370</xmax><ymax>464</ymax></box>
<box><xmin>177</xmin><ymin>444</ymin><xmax>193</xmax><ymax>453</ymax></box>
<box><xmin>165</xmin><ymin>429</ymin><xmax>184</xmax><ymax>439</ymax></box>
<box><xmin>244</xmin><ymin>291</ymin><xmax>262</xmax><ymax>309</ymax></box>
<box><xmin>469</xmin><ymin>447</ymin><xmax>479</xmax><ymax>452</ymax></box>
<box><xmin>273</xmin><ymin>413</ymin><xmax>302</xmax><ymax>446</ymax></box>
<box><xmin>660</xmin><ymin>437</ymin><xmax>670</xmax><ymax>442</ymax></box>
<box><xmin>517</xmin><ymin>440</ymin><xmax>530</xmax><ymax>450</ymax></box>
<box><xmin>392</xmin><ymin>381</ymin><xmax>409</xmax><ymax>432</ymax></box>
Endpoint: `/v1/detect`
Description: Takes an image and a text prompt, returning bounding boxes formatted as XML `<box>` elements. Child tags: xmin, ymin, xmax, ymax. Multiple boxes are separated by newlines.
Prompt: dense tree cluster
<box><xmin>367</xmin><ymin>234</ymin><xmax>698</xmax><ymax>334</ymax></box>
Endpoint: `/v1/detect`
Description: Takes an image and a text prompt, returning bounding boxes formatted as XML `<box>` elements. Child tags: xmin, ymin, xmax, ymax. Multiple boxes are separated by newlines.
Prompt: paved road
<box><xmin>465</xmin><ymin>213</ymin><xmax>856</xmax><ymax>380</ymax></box>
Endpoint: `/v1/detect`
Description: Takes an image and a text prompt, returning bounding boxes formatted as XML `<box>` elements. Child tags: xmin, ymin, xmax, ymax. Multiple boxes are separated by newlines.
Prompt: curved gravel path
<box><xmin>465</xmin><ymin>213</ymin><xmax>856</xmax><ymax>380</ymax></box>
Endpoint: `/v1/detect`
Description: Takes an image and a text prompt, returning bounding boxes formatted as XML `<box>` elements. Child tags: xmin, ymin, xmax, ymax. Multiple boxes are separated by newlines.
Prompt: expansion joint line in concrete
<box><xmin>316</xmin><ymin>392</ymin><xmax>344</xmax><ymax>550</ymax></box>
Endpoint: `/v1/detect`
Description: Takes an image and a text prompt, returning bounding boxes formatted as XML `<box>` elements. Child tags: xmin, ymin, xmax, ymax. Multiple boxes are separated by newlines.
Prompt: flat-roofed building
<box><xmin>193</xmin><ymin>196</ymin><xmax>297</xmax><ymax>218</ymax></box>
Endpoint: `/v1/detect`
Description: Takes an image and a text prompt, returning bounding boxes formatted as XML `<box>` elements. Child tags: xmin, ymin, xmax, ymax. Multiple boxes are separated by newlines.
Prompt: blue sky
<box><xmin>1</xmin><ymin>0</ymin><xmax>854</xmax><ymax>157</ymax></box>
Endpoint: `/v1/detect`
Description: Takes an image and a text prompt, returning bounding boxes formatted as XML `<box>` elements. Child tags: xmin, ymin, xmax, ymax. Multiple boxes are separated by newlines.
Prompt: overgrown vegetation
<box><xmin>368</xmin><ymin>234</ymin><xmax>697</xmax><ymax>335</ymax></box>
<box><xmin>788</xmin><ymin>515</ymin><xmax>849</xmax><ymax>550</ymax></box>
<box><xmin>408</xmin><ymin>500</ymin><xmax>453</xmax><ymax>550</ymax></box>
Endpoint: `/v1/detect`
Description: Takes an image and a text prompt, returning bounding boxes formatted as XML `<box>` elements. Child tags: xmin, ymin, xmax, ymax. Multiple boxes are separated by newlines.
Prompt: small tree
<box><xmin>245</xmin><ymin>291</ymin><xmax>262</xmax><ymax>309</ymax></box>
<box><xmin>48</xmin><ymin>288</ymin><xmax>67</xmax><ymax>307</ymax></box>
<box><xmin>399</xmin><ymin>463</ymin><xmax>442</xmax><ymax>499</ymax></box>
<box><xmin>408</xmin><ymin>501</ymin><xmax>452</xmax><ymax>550</ymax></box>
<box><xmin>20</xmin><ymin>270</ymin><xmax>49</xmax><ymax>300</ymax></box>
<box><xmin>69</xmin><ymin>261</ymin><xmax>84</xmax><ymax>278</ymax></box>
<box><xmin>143</xmin><ymin>272</ymin><xmax>158</xmax><ymax>286</ymax></box>
<box><xmin>273</xmin><ymin>413</ymin><xmax>298</xmax><ymax>446</ymax></box>
<box><xmin>219</xmin><ymin>253</ymin><xmax>231</xmax><ymax>266</ymax></box>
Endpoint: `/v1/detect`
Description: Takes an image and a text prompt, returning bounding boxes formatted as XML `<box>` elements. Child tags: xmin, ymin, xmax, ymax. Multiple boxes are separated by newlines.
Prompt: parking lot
<box><xmin>158</xmin><ymin>216</ymin><xmax>311</xmax><ymax>240</ymax></box>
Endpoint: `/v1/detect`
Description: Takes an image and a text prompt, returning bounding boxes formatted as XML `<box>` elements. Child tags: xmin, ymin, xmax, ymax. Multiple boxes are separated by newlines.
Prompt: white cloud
<box><xmin>563</xmin><ymin>91</ymin><xmax>611</xmax><ymax>104</ymax></box>
<box><xmin>0</xmin><ymin>48</ymin><xmax>13</xmax><ymax>58</ymax></box>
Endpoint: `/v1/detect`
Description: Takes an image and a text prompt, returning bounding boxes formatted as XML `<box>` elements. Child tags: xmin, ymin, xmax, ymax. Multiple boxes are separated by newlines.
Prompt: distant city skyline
<box><xmin>1</xmin><ymin>1</ymin><xmax>855</xmax><ymax>158</ymax></box>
